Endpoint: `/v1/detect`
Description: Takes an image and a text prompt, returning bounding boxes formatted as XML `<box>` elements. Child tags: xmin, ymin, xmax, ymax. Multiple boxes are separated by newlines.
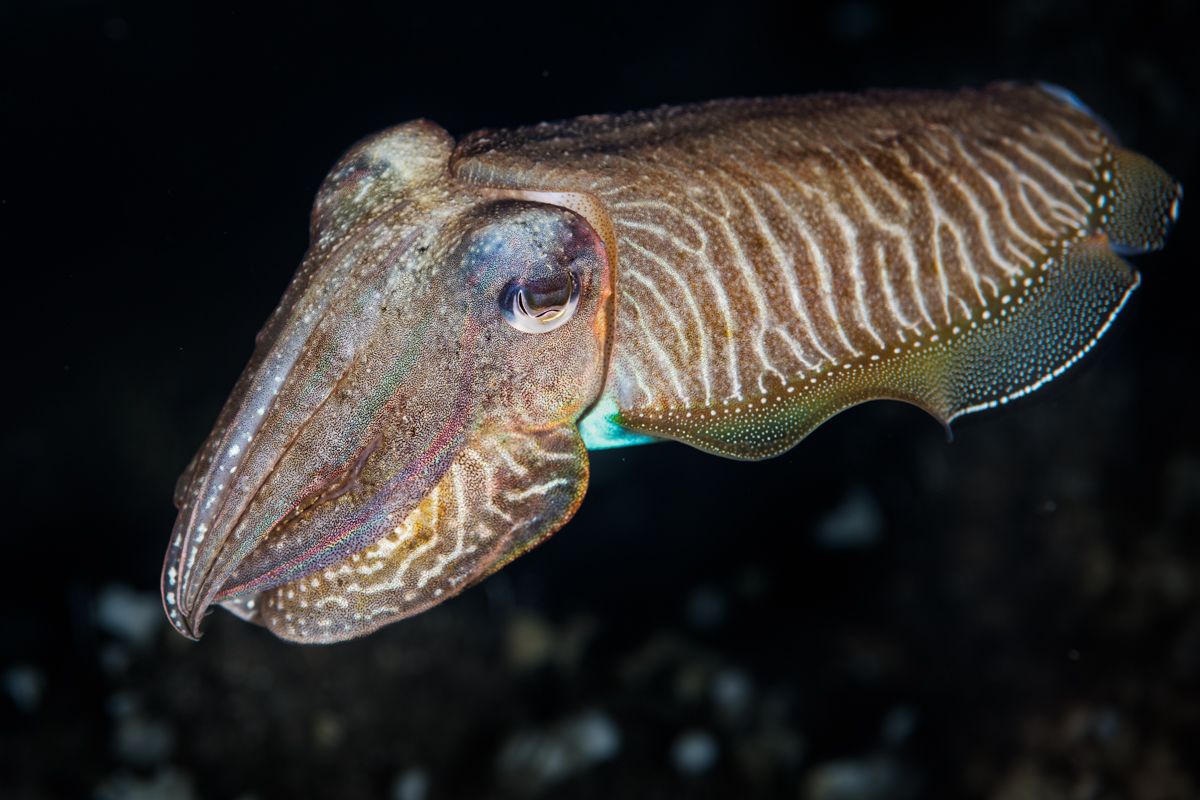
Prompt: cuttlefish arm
<box><xmin>164</xmin><ymin>123</ymin><xmax>612</xmax><ymax>643</ymax></box>
<box><xmin>164</xmin><ymin>84</ymin><xmax>1179</xmax><ymax>643</ymax></box>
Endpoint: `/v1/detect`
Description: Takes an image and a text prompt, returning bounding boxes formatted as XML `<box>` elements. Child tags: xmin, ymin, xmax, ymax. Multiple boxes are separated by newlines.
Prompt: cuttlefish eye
<box><xmin>500</xmin><ymin>270</ymin><xmax>580</xmax><ymax>333</ymax></box>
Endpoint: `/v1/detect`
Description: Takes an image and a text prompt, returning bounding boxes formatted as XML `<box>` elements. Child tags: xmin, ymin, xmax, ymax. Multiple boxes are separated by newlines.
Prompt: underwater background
<box><xmin>2</xmin><ymin>0</ymin><xmax>1198</xmax><ymax>797</ymax></box>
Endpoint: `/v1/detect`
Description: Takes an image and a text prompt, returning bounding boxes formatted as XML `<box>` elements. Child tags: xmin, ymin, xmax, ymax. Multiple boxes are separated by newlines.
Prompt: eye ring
<box><xmin>500</xmin><ymin>270</ymin><xmax>580</xmax><ymax>333</ymax></box>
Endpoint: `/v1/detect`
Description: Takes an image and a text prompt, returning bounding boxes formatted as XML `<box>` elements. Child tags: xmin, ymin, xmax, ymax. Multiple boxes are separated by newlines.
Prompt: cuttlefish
<box><xmin>163</xmin><ymin>84</ymin><xmax>1180</xmax><ymax>643</ymax></box>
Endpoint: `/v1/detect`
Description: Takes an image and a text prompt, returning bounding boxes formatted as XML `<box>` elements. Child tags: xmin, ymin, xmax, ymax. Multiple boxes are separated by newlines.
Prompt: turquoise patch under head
<box><xmin>578</xmin><ymin>394</ymin><xmax>658</xmax><ymax>450</ymax></box>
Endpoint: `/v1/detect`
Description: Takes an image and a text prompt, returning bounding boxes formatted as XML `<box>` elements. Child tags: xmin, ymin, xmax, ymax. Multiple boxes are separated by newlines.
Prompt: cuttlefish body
<box><xmin>164</xmin><ymin>84</ymin><xmax>1179</xmax><ymax>643</ymax></box>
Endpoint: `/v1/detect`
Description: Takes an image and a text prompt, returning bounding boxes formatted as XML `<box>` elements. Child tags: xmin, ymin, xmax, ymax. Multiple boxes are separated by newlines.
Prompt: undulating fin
<box><xmin>1100</xmin><ymin>147</ymin><xmax>1182</xmax><ymax>254</ymax></box>
<box><xmin>615</xmin><ymin>235</ymin><xmax>1137</xmax><ymax>459</ymax></box>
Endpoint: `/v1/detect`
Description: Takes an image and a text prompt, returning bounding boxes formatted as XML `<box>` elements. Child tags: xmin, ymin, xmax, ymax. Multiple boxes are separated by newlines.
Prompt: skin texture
<box><xmin>163</xmin><ymin>84</ymin><xmax>1180</xmax><ymax>643</ymax></box>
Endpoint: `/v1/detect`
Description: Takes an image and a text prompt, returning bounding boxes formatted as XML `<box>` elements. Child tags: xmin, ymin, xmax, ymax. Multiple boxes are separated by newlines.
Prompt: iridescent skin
<box><xmin>164</xmin><ymin>84</ymin><xmax>1179</xmax><ymax>643</ymax></box>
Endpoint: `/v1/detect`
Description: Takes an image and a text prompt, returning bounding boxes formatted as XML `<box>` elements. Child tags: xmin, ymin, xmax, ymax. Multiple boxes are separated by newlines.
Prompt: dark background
<box><xmin>2</xmin><ymin>1</ymin><xmax>1198</xmax><ymax>798</ymax></box>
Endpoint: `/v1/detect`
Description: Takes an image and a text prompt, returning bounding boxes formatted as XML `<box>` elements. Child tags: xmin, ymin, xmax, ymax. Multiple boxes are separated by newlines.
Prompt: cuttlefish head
<box><xmin>163</xmin><ymin>122</ymin><xmax>613</xmax><ymax>642</ymax></box>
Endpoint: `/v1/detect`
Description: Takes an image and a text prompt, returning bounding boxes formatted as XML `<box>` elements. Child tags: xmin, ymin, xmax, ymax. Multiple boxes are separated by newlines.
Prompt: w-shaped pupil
<box><xmin>501</xmin><ymin>271</ymin><xmax>579</xmax><ymax>333</ymax></box>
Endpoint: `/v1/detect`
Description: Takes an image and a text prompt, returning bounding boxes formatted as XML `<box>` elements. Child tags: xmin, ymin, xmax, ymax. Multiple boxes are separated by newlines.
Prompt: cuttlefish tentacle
<box><xmin>164</xmin><ymin>84</ymin><xmax>1179</xmax><ymax>642</ymax></box>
